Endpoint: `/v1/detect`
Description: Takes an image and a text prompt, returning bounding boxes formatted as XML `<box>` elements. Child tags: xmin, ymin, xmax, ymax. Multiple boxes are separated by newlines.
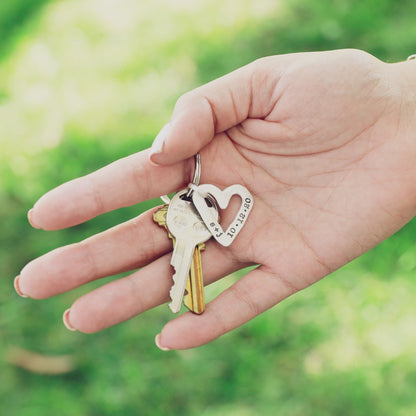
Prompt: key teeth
<box><xmin>170</xmin><ymin>270</ymin><xmax>180</xmax><ymax>287</ymax></box>
<box><xmin>169</xmin><ymin>302</ymin><xmax>181</xmax><ymax>313</ymax></box>
<box><xmin>169</xmin><ymin>271</ymin><xmax>183</xmax><ymax>313</ymax></box>
<box><xmin>170</xmin><ymin>257</ymin><xmax>181</xmax><ymax>269</ymax></box>
<box><xmin>169</xmin><ymin>283</ymin><xmax>175</xmax><ymax>299</ymax></box>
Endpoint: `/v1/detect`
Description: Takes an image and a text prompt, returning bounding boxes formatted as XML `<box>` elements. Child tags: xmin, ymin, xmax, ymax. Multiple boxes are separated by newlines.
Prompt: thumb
<box><xmin>148</xmin><ymin>60</ymin><xmax>261</xmax><ymax>165</ymax></box>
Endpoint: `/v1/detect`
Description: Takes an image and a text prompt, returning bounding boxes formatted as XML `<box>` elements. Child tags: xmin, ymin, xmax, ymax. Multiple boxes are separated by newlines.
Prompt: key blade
<box><xmin>169</xmin><ymin>241</ymin><xmax>195</xmax><ymax>313</ymax></box>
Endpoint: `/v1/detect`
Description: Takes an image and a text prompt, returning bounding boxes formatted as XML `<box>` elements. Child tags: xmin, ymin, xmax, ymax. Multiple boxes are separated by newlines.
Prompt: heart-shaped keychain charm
<box><xmin>192</xmin><ymin>184</ymin><xmax>254</xmax><ymax>247</ymax></box>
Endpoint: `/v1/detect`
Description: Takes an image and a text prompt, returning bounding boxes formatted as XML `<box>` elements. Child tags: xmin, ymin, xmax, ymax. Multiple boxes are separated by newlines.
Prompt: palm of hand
<box><xmin>200</xmin><ymin>50</ymin><xmax>411</xmax><ymax>315</ymax></box>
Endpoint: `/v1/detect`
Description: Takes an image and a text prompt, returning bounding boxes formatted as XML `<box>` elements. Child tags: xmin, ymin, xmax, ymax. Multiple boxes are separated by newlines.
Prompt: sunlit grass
<box><xmin>2</xmin><ymin>0</ymin><xmax>416</xmax><ymax>415</ymax></box>
<box><xmin>0</xmin><ymin>0</ymin><xmax>281</xmax><ymax>159</ymax></box>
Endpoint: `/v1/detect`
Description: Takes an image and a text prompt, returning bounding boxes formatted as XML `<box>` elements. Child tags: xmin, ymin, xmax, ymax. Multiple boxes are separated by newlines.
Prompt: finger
<box><xmin>29</xmin><ymin>149</ymin><xmax>193</xmax><ymax>230</ymax></box>
<box><xmin>148</xmin><ymin>57</ymin><xmax>278</xmax><ymax>165</ymax></box>
<box><xmin>61</xmin><ymin>243</ymin><xmax>246</xmax><ymax>333</ymax></box>
<box><xmin>18</xmin><ymin>207</ymin><xmax>172</xmax><ymax>299</ymax></box>
<box><xmin>156</xmin><ymin>266</ymin><xmax>301</xmax><ymax>350</ymax></box>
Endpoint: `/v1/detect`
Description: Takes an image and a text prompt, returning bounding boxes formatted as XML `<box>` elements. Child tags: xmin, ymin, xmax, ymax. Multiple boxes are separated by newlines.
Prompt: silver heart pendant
<box><xmin>192</xmin><ymin>184</ymin><xmax>254</xmax><ymax>247</ymax></box>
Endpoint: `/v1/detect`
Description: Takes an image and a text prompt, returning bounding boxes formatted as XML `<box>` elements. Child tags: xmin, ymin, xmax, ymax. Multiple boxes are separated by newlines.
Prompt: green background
<box><xmin>1</xmin><ymin>0</ymin><xmax>416</xmax><ymax>415</ymax></box>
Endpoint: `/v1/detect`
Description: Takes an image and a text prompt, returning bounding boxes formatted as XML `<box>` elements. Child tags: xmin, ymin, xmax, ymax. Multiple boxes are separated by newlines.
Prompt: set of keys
<box><xmin>153</xmin><ymin>154</ymin><xmax>254</xmax><ymax>314</ymax></box>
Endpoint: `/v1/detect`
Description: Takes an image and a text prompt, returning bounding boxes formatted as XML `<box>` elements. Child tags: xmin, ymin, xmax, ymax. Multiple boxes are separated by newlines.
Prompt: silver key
<box><xmin>166</xmin><ymin>189</ymin><xmax>218</xmax><ymax>313</ymax></box>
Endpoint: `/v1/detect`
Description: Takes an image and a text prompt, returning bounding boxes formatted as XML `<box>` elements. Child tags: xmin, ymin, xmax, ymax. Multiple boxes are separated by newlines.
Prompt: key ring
<box><xmin>160</xmin><ymin>153</ymin><xmax>201</xmax><ymax>204</ymax></box>
<box><xmin>185</xmin><ymin>153</ymin><xmax>201</xmax><ymax>199</ymax></box>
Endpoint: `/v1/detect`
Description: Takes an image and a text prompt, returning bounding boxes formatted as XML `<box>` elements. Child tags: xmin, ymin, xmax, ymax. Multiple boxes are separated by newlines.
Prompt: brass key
<box><xmin>153</xmin><ymin>205</ymin><xmax>205</xmax><ymax>314</ymax></box>
<box><xmin>183</xmin><ymin>244</ymin><xmax>205</xmax><ymax>314</ymax></box>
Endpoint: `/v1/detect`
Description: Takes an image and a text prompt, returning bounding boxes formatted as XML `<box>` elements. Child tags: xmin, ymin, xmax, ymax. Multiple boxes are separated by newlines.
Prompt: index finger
<box><xmin>30</xmin><ymin>149</ymin><xmax>192</xmax><ymax>230</ymax></box>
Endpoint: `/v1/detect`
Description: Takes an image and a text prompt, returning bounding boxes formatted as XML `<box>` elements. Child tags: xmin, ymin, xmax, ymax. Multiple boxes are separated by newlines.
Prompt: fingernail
<box><xmin>63</xmin><ymin>309</ymin><xmax>77</xmax><ymax>331</ymax></box>
<box><xmin>14</xmin><ymin>275</ymin><xmax>28</xmax><ymax>298</ymax></box>
<box><xmin>149</xmin><ymin>123</ymin><xmax>171</xmax><ymax>163</ymax></box>
<box><xmin>155</xmin><ymin>333</ymin><xmax>170</xmax><ymax>351</ymax></box>
<box><xmin>27</xmin><ymin>208</ymin><xmax>40</xmax><ymax>229</ymax></box>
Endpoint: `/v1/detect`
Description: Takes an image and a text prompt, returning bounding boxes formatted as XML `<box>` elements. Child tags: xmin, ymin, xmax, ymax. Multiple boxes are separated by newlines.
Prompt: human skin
<box><xmin>16</xmin><ymin>49</ymin><xmax>416</xmax><ymax>350</ymax></box>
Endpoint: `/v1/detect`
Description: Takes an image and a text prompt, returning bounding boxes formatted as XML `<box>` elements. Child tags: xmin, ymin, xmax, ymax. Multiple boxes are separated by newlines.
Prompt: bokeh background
<box><xmin>1</xmin><ymin>0</ymin><xmax>416</xmax><ymax>415</ymax></box>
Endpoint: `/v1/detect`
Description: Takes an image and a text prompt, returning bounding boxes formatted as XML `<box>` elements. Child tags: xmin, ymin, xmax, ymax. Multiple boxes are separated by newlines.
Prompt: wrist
<box><xmin>387</xmin><ymin>59</ymin><xmax>416</xmax><ymax>117</ymax></box>
<box><xmin>384</xmin><ymin>57</ymin><xmax>416</xmax><ymax>218</ymax></box>
<box><xmin>387</xmin><ymin>58</ymin><xmax>416</xmax><ymax>132</ymax></box>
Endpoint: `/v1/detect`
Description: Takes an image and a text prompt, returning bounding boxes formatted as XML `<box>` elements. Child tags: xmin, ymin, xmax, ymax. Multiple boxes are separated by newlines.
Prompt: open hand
<box><xmin>17</xmin><ymin>49</ymin><xmax>416</xmax><ymax>349</ymax></box>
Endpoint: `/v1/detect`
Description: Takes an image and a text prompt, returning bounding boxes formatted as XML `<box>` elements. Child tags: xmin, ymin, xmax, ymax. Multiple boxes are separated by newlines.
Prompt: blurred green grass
<box><xmin>1</xmin><ymin>0</ymin><xmax>416</xmax><ymax>415</ymax></box>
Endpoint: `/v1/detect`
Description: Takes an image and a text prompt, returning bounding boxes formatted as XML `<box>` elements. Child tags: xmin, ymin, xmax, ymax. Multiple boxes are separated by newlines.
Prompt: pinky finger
<box><xmin>156</xmin><ymin>266</ymin><xmax>299</xmax><ymax>350</ymax></box>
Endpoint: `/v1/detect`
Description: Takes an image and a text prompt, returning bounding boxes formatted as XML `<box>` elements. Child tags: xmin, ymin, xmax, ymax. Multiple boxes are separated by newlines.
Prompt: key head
<box><xmin>166</xmin><ymin>189</ymin><xmax>218</xmax><ymax>245</ymax></box>
<box><xmin>153</xmin><ymin>205</ymin><xmax>168</xmax><ymax>228</ymax></box>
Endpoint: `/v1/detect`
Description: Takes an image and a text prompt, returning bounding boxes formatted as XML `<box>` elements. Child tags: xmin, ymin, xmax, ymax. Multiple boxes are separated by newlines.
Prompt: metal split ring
<box><xmin>160</xmin><ymin>153</ymin><xmax>201</xmax><ymax>204</ymax></box>
<box><xmin>185</xmin><ymin>153</ymin><xmax>201</xmax><ymax>198</ymax></box>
